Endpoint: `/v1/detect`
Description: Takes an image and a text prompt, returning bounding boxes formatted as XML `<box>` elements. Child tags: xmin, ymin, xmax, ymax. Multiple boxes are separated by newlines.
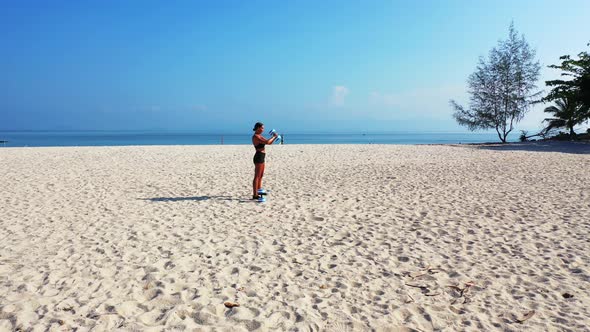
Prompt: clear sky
<box><xmin>1</xmin><ymin>0</ymin><xmax>589</xmax><ymax>133</ymax></box>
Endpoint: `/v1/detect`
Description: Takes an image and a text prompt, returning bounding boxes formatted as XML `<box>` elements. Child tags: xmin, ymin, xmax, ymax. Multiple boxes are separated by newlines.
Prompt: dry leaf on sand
<box><xmin>224</xmin><ymin>301</ymin><xmax>240</xmax><ymax>308</ymax></box>
<box><xmin>515</xmin><ymin>310</ymin><xmax>535</xmax><ymax>323</ymax></box>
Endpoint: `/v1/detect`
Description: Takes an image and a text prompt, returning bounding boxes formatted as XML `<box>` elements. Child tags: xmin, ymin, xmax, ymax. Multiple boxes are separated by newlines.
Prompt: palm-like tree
<box><xmin>543</xmin><ymin>96</ymin><xmax>586</xmax><ymax>139</ymax></box>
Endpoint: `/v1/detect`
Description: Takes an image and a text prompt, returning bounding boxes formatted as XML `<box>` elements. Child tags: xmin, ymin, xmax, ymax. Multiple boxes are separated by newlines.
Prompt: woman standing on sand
<box><xmin>252</xmin><ymin>122</ymin><xmax>278</xmax><ymax>199</ymax></box>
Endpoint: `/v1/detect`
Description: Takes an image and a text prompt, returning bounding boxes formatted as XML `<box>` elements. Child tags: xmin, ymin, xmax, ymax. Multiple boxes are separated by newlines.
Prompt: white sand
<box><xmin>0</xmin><ymin>144</ymin><xmax>588</xmax><ymax>331</ymax></box>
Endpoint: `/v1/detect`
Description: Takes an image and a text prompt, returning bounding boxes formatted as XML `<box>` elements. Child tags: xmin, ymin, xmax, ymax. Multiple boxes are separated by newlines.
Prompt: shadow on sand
<box><xmin>470</xmin><ymin>141</ymin><xmax>590</xmax><ymax>155</ymax></box>
<box><xmin>141</xmin><ymin>195</ymin><xmax>256</xmax><ymax>203</ymax></box>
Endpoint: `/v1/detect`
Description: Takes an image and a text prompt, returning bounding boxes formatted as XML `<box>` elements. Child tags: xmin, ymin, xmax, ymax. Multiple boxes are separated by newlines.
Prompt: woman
<box><xmin>252</xmin><ymin>122</ymin><xmax>278</xmax><ymax>199</ymax></box>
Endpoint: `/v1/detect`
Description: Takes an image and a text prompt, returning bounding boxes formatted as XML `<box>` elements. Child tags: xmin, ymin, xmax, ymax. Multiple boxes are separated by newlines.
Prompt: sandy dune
<box><xmin>0</xmin><ymin>144</ymin><xmax>589</xmax><ymax>331</ymax></box>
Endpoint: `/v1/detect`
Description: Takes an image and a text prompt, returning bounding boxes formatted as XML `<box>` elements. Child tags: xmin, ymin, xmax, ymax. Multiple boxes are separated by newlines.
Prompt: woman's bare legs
<box><xmin>252</xmin><ymin>163</ymin><xmax>265</xmax><ymax>197</ymax></box>
<box><xmin>257</xmin><ymin>163</ymin><xmax>265</xmax><ymax>190</ymax></box>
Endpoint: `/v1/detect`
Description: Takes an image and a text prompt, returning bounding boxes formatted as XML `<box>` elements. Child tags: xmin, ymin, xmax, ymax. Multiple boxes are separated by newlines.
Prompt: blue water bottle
<box><xmin>269</xmin><ymin>129</ymin><xmax>282</xmax><ymax>143</ymax></box>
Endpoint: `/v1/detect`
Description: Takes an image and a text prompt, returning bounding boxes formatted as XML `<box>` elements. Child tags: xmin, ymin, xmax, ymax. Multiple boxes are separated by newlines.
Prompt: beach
<box><xmin>0</xmin><ymin>143</ymin><xmax>589</xmax><ymax>331</ymax></box>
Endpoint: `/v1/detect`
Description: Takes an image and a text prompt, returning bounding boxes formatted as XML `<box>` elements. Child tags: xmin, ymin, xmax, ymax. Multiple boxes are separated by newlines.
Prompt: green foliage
<box><xmin>519</xmin><ymin>130</ymin><xmax>528</xmax><ymax>142</ymax></box>
<box><xmin>542</xmin><ymin>96</ymin><xmax>586</xmax><ymax>139</ymax></box>
<box><xmin>543</xmin><ymin>42</ymin><xmax>590</xmax><ymax>120</ymax></box>
<box><xmin>450</xmin><ymin>22</ymin><xmax>541</xmax><ymax>143</ymax></box>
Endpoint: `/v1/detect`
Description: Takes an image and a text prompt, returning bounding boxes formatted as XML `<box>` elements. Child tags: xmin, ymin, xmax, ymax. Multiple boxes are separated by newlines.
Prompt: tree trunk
<box><xmin>496</xmin><ymin>127</ymin><xmax>505</xmax><ymax>143</ymax></box>
<box><xmin>569</xmin><ymin>126</ymin><xmax>576</xmax><ymax>139</ymax></box>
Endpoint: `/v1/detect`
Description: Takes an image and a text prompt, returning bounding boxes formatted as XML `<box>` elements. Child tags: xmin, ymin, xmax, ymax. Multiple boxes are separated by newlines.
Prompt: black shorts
<box><xmin>253</xmin><ymin>151</ymin><xmax>266</xmax><ymax>164</ymax></box>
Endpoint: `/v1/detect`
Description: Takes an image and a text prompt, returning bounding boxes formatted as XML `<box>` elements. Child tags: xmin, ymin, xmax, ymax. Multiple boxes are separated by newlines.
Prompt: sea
<box><xmin>0</xmin><ymin>131</ymin><xmax>514</xmax><ymax>147</ymax></box>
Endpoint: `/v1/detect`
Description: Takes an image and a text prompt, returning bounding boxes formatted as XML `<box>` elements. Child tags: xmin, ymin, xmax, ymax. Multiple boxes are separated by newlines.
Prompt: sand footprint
<box><xmin>164</xmin><ymin>261</ymin><xmax>175</xmax><ymax>270</ymax></box>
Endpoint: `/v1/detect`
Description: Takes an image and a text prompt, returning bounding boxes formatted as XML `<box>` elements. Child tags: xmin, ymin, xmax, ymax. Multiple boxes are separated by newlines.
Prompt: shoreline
<box><xmin>0</xmin><ymin>132</ymin><xmax>517</xmax><ymax>148</ymax></box>
<box><xmin>1</xmin><ymin>139</ymin><xmax>588</xmax><ymax>146</ymax></box>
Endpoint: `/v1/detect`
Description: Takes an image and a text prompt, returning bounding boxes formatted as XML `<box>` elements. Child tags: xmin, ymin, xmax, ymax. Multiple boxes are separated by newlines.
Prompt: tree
<box><xmin>542</xmin><ymin>96</ymin><xmax>586</xmax><ymax>139</ymax></box>
<box><xmin>543</xmin><ymin>42</ymin><xmax>590</xmax><ymax>121</ymax></box>
<box><xmin>450</xmin><ymin>23</ymin><xmax>541</xmax><ymax>143</ymax></box>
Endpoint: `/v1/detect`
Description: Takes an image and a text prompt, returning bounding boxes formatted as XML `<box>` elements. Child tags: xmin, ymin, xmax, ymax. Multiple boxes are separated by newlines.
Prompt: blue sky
<box><xmin>1</xmin><ymin>0</ymin><xmax>589</xmax><ymax>133</ymax></box>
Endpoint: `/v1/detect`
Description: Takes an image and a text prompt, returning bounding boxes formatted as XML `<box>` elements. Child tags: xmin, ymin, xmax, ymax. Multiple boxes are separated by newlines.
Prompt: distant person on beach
<box><xmin>252</xmin><ymin>122</ymin><xmax>279</xmax><ymax>199</ymax></box>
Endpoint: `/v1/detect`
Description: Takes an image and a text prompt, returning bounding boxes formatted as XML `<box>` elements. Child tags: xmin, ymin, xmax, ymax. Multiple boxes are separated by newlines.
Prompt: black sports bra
<box><xmin>253</xmin><ymin>135</ymin><xmax>265</xmax><ymax>150</ymax></box>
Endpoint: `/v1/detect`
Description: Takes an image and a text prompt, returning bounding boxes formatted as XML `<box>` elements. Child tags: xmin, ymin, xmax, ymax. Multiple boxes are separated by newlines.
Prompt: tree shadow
<box><xmin>471</xmin><ymin>141</ymin><xmax>590</xmax><ymax>155</ymax></box>
<box><xmin>141</xmin><ymin>195</ymin><xmax>253</xmax><ymax>202</ymax></box>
